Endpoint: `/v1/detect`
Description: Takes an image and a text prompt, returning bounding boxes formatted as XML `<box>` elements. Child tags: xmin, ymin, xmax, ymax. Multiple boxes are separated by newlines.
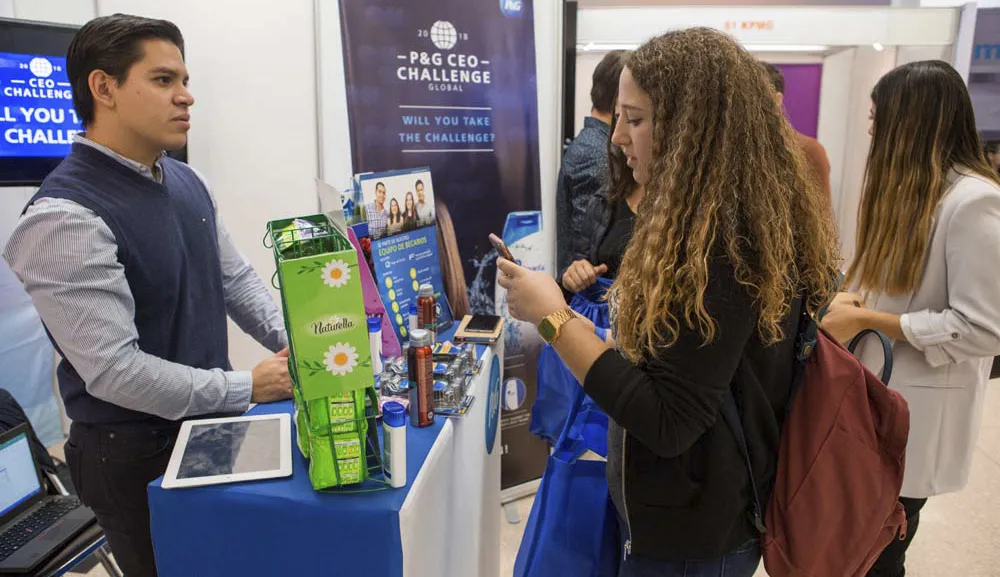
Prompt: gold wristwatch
<box><xmin>538</xmin><ymin>308</ymin><xmax>576</xmax><ymax>344</ymax></box>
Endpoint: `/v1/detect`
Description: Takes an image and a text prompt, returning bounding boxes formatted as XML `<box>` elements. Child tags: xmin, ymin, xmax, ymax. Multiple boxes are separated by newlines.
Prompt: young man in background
<box><xmin>762</xmin><ymin>62</ymin><xmax>833</xmax><ymax>213</ymax></box>
<box><xmin>3</xmin><ymin>15</ymin><xmax>292</xmax><ymax>576</ymax></box>
<box><xmin>555</xmin><ymin>50</ymin><xmax>626</xmax><ymax>290</ymax></box>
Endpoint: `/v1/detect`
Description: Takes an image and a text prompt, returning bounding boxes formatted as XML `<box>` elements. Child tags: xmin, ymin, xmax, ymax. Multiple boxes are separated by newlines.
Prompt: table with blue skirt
<box><xmin>147</xmin><ymin>342</ymin><xmax>503</xmax><ymax>577</ymax></box>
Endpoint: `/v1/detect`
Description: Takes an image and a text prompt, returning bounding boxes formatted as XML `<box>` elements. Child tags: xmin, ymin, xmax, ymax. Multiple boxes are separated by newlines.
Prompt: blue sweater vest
<box><xmin>28</xmin><ymin>143</ymin><xmax>231</xmax><ymax>427</ymax></box>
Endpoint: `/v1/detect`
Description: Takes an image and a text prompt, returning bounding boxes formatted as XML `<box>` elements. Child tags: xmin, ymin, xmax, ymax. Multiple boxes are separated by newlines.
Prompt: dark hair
<box><xmin>607</xmin><ymin>107</ymin><xmax>638</xmax><ymax>205</ymax></box>
<box><xmin>389</xmin><ymin>198</ymin><xmax>402</xmax><ymax>222</ymax></box>
<box><xmin>67</xmin><ymin>14</ymin><xmax>184</xmax><ymax>127</ymax></box>
<box><xmin>590</xmin><ymin>50</ymin><xmax>626</xmax><ymax>114</ymax></box>
<box><xmin>375</xmin><ymin>182</ymin><xmax>386</xmax><ymax>192</ymax></box>
<box><xmin>415</xmin><ymin>179</ymin><xmax>424</xmax><ymax>188</ymax></box>
<box><xmin>849</xmin><ymin>60</ymin><xmax>1000</xmax><ymax>293</ymax></box>
<box><xmin>761</xmin><ymin>61</ymin><xmax>785</xmax><ymax>94</ymax></box>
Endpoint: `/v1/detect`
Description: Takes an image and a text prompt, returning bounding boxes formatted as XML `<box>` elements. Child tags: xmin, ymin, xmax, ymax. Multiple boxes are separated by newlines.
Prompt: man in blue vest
<box><xmin>3</xmin><ymin>15</ymin><xmax>292</xmax><ymax>576</ymax></box>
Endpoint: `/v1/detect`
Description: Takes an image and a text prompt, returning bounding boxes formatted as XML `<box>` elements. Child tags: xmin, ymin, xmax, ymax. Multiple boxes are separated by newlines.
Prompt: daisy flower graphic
<box><xmin>324</xmin><ymin>343</ymin><xmax>358</xmax><ymax>376</ymax></box>
<box><xmin>321</xmin><ymin>259</ymin><xmax>351</xmax><ymax>288</ymax></box>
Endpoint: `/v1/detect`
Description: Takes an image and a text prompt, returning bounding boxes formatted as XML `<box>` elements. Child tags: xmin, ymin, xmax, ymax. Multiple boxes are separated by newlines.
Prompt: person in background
<box><xmin>761</xmin><ymin>62</ymin><xmax>833</xmax><ymax>216</ymax></box>
<box><xmin>984</xmin><ymin>140</ymin><xmax>1000</xmax><ymax>175</ymax></box>
<box><xmin>415</xmin><ymin>179</ymin><xmax>433</xmax><ymax>226</ymax></box>
<box><xmin>2</xmin><ymin>15</ymin><xmax>292</xmax><ymax>577</ymax></box>
<box><xmin>561</xmin><ymin>110</ymin><xmax>643</xmax><ymax>293</ymax></box>
<box><xmin>556</xmin><ymin>50</ymin><xmax>627</xmax><ymax>288</ymax></box>
<box><xmin>387</xmin><ymin>198</ymin><xmax>404</xmax><ymax>236</ymax></box>
<box><xmin>497</xmin><ymin>28</ymin><xmax>839</xmax><ymax>576</ymax></box>
<box><xmin>820</xmin><ymin>60</ymin><xmax>1000</xmax><ymax>577</ymax></box>
<box><xmin>365</xmin><ymin>181</ymin><xmax>389</xmax><ymax>239</ymax></box>
<box><xmin>402</xmin><ymin>191</ymin><xmax>418</xmax><ymax>232</ymax></box>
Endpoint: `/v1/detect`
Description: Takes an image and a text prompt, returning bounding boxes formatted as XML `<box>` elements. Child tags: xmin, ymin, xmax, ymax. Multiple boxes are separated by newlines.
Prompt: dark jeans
<box><xmin>617</xmin><ymin>516</ymin><xmax>761</xmax><ymax>577</ymax></box>
<box><xmin>867</xmin><ymin>497</ymin><xmax>928</xmax><ymax>577</ymax></box>
<box><xmin>64</xmin><ymin>422</ymin><xmax>178</xmax><ymax>577</ymax></box>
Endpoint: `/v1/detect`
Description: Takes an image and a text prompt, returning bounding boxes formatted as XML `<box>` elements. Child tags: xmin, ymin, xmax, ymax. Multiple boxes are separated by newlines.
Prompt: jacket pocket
<box><xmin>627</xmin><ymin>441</ymin><xmax>702</xmax><ymax>507</ymax></box>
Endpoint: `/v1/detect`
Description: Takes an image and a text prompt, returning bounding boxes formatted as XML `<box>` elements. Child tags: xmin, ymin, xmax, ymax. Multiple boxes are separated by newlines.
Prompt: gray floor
<box><xmin>68</xmin><ymin>384</ymin><xmax>1000</xmax><ymax>576</ymax></box>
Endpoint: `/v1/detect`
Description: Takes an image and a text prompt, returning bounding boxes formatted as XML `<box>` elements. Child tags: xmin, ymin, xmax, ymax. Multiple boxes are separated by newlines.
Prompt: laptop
<box><xmin>0</xmin><ymin>424</ymin><xmax>95</xmax><ymax>573</ymax></box>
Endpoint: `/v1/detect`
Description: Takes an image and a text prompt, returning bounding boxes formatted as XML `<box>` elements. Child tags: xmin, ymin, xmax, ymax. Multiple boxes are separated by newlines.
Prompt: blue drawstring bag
<box><xmin>514</xmin><ymin>392</ymin><xmax>619</xmax><ymax>577</ymax></box>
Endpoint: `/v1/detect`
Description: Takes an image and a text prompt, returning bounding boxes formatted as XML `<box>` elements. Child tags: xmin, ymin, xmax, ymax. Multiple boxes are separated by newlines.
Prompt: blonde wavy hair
<box><xmin>613</xmin><ymin>28</ymin><xmax>840</xmax><ymax>362</ymax></box>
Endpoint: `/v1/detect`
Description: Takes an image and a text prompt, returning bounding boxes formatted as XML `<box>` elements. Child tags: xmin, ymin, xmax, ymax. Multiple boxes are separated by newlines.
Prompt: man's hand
<box><xmin>561</xmin><ymin>259</ymin><xmax>608</xmax><ymax>293</ymax></box>
<box><xmin>251</xmin><ymin>347</ymin><xmax>293</xmax><ymax>404</ymax></box>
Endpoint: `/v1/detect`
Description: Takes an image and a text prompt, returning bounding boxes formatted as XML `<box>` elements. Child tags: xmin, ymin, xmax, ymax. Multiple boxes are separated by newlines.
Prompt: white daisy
<box><xmin>321</xmin><ymin>259</ymin><xmax>351</xmax><ymax>288</ymax></box>
<box><xmin>323</xmin><ymin>343</ymin><xmax>359</xmax><ymax>376</ymax></box>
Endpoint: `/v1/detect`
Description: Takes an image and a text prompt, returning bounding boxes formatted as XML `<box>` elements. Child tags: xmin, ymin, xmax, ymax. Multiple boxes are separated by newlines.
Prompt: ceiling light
<box><xmin>577</xmin><ymin>43</ymin><xmax>829</xmax><ymax>53</ymax></box>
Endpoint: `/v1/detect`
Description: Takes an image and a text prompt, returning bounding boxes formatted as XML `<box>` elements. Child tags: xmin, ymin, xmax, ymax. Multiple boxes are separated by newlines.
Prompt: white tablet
<box><xmin>161</xmin><ymin>413</ymin><xmax>292</xmax><ymax>489</ymax></box>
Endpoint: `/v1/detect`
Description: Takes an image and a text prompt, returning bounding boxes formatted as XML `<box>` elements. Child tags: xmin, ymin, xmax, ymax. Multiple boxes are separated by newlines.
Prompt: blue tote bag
<box><xmin>530</xmin><ymin>277</ymin><xmax>613</xmax><ymax>450</ymax></box>
<box><xmin>514</xmin><ymin>392</ymin><xmax>619</xmax><ymax>577</ymax></box>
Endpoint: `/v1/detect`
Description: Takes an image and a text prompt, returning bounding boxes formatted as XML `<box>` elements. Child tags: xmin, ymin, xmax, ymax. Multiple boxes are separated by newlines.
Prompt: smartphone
<box><xmin>465</xmin><ymin>314</ymin><xmax>502</xmax><ymax>334</ymax></box>
<box><xmin>488</xmin><ymin>233</ymin><xmax>515</xmax><ymax>261</ymax></box>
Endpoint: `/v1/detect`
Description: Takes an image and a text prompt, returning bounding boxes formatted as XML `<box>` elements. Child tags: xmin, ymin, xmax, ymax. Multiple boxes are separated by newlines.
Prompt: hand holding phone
<box><xmin>489</xmin><ymin>233</ymin><xmax>515</xmax><ymax>262</ymax></box>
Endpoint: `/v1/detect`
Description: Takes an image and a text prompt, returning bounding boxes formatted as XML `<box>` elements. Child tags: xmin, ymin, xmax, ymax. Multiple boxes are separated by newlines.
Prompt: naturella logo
<box><xmin>312</xmin><ymin>316</ymin><xmax>356</xmax><ymax>336</ymax></box>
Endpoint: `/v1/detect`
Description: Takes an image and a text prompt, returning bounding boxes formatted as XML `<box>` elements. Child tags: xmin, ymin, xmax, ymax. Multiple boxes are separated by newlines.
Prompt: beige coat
<box><xmin>856</xmin><ymin>168</ymin><xmax>1000</xmax><ymax>498</ymax></box>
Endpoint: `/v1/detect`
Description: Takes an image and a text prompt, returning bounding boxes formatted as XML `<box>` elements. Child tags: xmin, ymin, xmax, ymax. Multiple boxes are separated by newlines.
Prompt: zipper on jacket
<box><xmin>622</xmin><ymin>432</ymin><xmax>632</xmax><ymax>560</ymax></box>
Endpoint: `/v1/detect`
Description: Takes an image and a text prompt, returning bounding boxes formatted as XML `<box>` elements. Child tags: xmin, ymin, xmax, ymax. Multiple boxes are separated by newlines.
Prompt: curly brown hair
<box><xmin>612</xmin><ymin>28</ymin><xmax>841</xmax><ymax>362</ymax></box>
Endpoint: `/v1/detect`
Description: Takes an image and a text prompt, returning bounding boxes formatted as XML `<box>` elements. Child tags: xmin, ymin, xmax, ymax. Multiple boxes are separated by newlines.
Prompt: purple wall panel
<box><xmin>774</xmin><ymin>63</ymin><xmax>823</xmax><ymax>138</ymax></box>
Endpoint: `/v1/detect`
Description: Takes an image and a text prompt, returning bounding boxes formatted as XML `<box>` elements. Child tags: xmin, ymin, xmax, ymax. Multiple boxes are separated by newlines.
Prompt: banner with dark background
<box><xmin>339</xmin><ymin>0</ymin><xmax>548</xmax><ymax>490</ymax></box>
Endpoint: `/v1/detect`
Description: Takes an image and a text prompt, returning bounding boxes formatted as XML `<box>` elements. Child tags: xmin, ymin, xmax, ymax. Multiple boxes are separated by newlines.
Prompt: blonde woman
<box><xmin>498</xmin><ymin>28</ymin><xmax>839</xmax><ymax>576</ymax></box>
<box><xmin>821</xmin><ymin>60</ymin><xmax>1000</xmax><ymax>577</ymax></box>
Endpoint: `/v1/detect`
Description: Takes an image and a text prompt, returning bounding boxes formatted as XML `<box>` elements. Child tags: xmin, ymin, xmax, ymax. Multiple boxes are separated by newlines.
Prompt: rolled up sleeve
<box><xmin>900</xmin><ymin>191</ymin><xmax>1000</xmax><ymax>367</ymax></box>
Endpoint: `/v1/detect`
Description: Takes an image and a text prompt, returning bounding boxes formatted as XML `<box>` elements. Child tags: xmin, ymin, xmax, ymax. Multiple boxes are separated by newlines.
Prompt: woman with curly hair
<box><xmin>498</xmin><ymin>28</ymin><xmax>839</xmax><ymax>576</ymax></box>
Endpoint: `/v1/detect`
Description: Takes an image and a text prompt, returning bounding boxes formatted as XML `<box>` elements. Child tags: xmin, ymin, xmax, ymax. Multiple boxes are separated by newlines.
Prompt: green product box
<box><xmin>308</xmin><ymin>435</ymin><xmax>366</xmax><ymax>488</ymax></box>
<box><xmin>269</xmin><ymin>214</ymin><xmax>374</xmax><ymax>402</ymax></box>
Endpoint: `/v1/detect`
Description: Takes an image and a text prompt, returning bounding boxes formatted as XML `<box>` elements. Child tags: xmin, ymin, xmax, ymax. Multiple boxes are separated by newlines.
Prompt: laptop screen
<box><xmin>0</xmin><ymin>432</ymin><xmax>42</xmax><ymax>519</ymax></box>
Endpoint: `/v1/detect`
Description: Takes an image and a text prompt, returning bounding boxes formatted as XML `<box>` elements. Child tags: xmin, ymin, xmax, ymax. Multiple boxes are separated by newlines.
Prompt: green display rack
<box><xmin>265</xmin><ymin>214</ymin><xmax>389</xmax><ymax>492</ymax></box>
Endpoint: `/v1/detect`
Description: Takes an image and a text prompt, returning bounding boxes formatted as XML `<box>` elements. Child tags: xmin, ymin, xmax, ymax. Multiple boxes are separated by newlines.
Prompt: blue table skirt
<box><xmin>148</xmin><ymin>400</ymin><xmax>445</xmax><ymax>577</ymax></box>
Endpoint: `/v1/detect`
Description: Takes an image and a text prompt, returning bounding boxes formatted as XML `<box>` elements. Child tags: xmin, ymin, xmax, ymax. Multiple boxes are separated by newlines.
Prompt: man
<box><xmin>3</xmin><ymin>15</ymin><xmax>292</xmax><ymax>576</ymax></box>
<box><xmin>762</xmin><ymin>62</ymin><xmax>833</xmax><ymax>207</ymax></box>
<box><xmin>415</xmin><ymin>179</ymin><xmax>433</xmax><ymax>226</ymax></box>
<box><xmin>556</xmin><ymin>50</ymin><xmax>625</xmax><ymax>286</ymax></box>
<box><xmin>365</xmin><ymin>181</ymin><xmax>389</xmax><ymax>238</ymax></box>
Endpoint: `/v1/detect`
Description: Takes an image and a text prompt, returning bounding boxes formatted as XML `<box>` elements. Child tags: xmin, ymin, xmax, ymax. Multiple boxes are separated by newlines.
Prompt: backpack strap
<box><xmin>720</xmin><ymin>392</ymin><xmax>767</xmax><ymax>535</ymax></box>
<box><xmin>847</xmin><ymin>329</ymin><xmax>893</xmax><ymax>383</ymax></box>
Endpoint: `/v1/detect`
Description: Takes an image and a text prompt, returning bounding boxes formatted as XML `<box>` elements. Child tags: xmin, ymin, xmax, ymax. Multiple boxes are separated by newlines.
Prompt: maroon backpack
<box><xmin>722</xmin><ymin>319</ymin><xmax>910</xmax><ymax>577</ymax></box>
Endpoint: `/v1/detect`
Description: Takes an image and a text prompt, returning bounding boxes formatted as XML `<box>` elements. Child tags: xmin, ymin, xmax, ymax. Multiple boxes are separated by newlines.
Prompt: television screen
<box><xmin>0</xmin><ymin>18</ymin><xmax>79</xmax><ymax>185</ymax></box>
<box><xmin>0</xmin><ymin>18</ymin><xmax>187</xmax><ymax>186</ymax></box>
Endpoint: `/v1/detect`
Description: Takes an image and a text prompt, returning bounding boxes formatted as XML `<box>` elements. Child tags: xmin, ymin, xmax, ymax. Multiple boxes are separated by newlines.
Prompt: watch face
<box><xmin>538</xmin><ymin>319</ymin><xmax>556</xmax><ymax>343</ymax></box>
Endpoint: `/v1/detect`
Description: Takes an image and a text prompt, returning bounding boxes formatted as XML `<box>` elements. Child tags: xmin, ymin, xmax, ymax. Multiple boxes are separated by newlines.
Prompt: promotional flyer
<box><xmin>339</xmin><ymin>0</ymin><xmax>547</xmax><ymax>490</ymax></box>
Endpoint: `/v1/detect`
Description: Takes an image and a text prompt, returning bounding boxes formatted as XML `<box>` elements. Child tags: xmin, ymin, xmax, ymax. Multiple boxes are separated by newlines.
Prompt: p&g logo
<box><xmin>500</xmin><ymin>0</ymin><xmax>523</xmax><ymax>17</ymax></box>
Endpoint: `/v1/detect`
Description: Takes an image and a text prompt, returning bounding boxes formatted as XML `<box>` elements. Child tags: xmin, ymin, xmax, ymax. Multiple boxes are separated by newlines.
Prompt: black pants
<box><xmin>867</xmin><ymin>496</ymin><xmax>928</xmax><ymax>577</ymax></box>
<box><xmin>64</xmin><ymin>423</ymin><xmax>178</xmax><ymax>577</ymax></box>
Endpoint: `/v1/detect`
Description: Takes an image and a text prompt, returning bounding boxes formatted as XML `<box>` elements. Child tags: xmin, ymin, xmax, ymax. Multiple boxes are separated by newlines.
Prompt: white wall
<box><xmin>833</xmin><ymin>46</ymin><xmax>899</xmax><ymax>266</ymax></box>
<box><xmin>535</xmin><ymin>1</ymin><xmax>563</xmax><ymax>277</ymax></box>
<box><xmin>817</xmin><ymin>47</ymin><xmax>855</xmax><ymax>234</ymax></box>
<box><xmin>96</xmin><ymin>0</ymin><xmax>319</xmax><ymax>372</ymax></box>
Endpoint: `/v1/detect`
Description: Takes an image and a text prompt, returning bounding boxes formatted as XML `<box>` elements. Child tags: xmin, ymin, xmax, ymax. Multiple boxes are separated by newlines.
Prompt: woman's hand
<box><xmin>497</xmin><ymin>258</ymin><xmax>567</xmax><ymax>325</ymax></box>
<box><xmin>820</xmin><ymin>301</ymin><xmax>871</xmax><ymax>344</ymax></box>
<box><xmin>561</xmin><ymin>259</ymin><xmax>608</xmax><ymax>293</ymax></box>
<box><xmin>831</xmin><ymin>292</ymin><xmax>865</xmax><ymax>309</ymax></box>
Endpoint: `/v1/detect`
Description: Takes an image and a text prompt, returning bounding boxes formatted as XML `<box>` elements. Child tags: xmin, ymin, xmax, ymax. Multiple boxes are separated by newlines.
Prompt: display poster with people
<box><xmin>339</xmin><ymin>0</ymin><xmax>548</xmax><ymax>492</ymax></box>
<box><xmin>358</xmin><ymin>168</ymin><xmax>452</xmax><ymax>344</ymax></box>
